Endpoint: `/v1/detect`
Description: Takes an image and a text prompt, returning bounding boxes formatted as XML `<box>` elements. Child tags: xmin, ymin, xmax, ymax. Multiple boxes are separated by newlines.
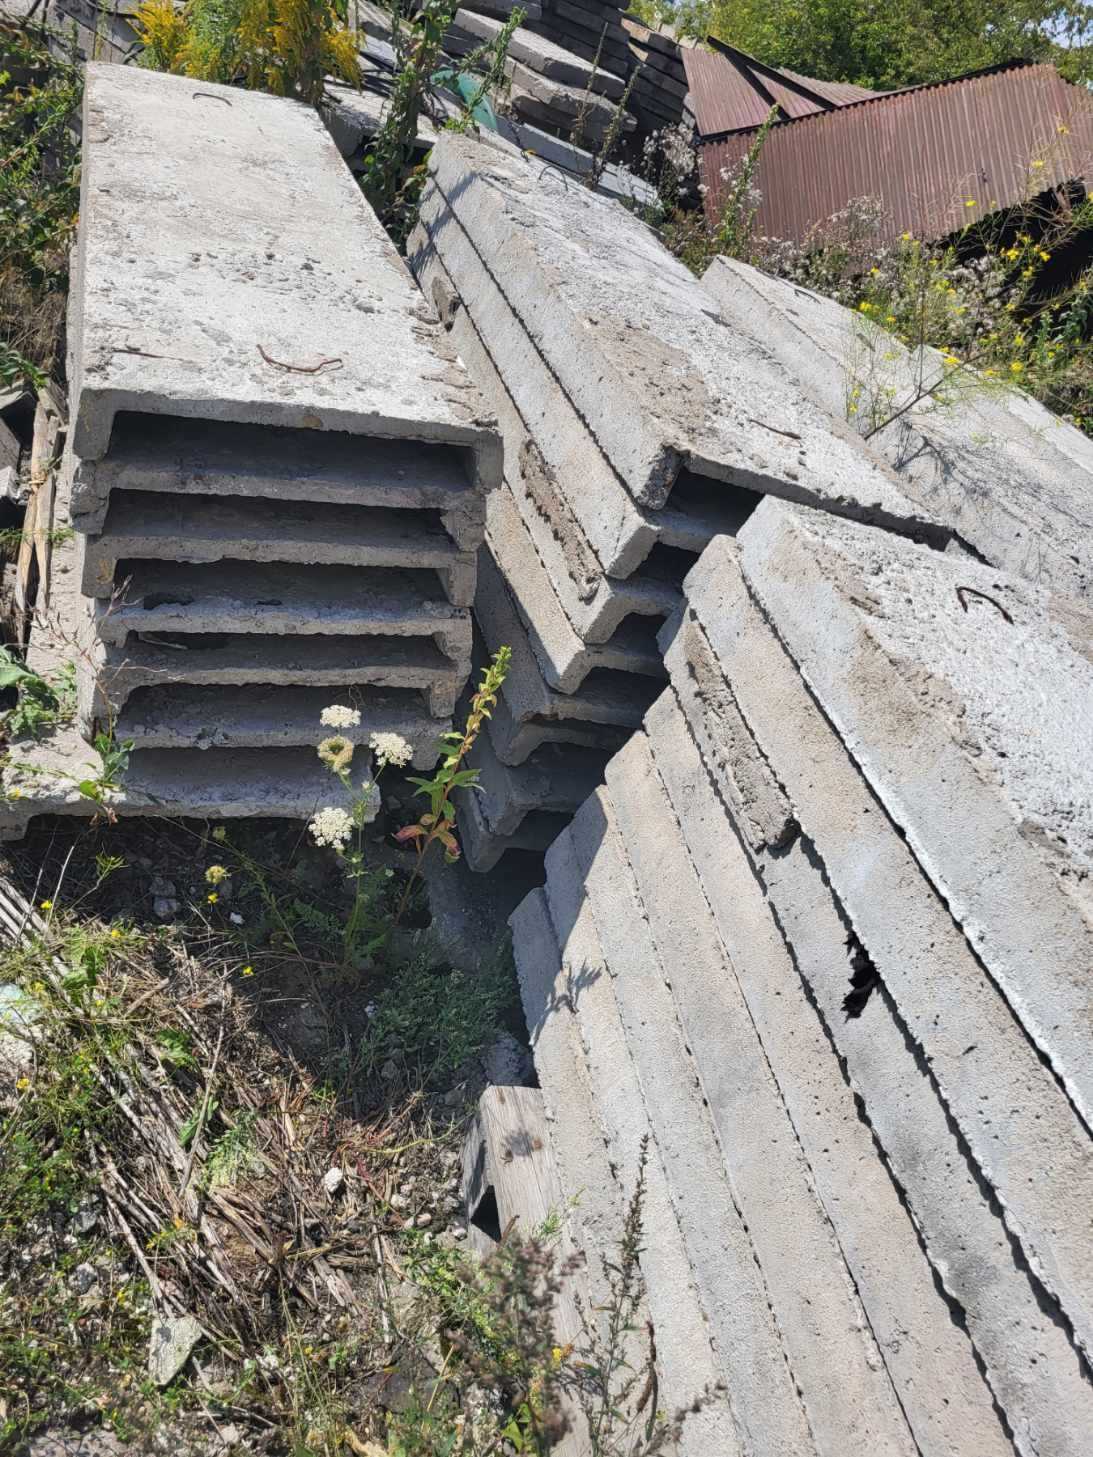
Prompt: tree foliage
<box><xmin>633</xmin><ymin>0</ymin><xmax>1093</xmax><ymax>89</ymax></box>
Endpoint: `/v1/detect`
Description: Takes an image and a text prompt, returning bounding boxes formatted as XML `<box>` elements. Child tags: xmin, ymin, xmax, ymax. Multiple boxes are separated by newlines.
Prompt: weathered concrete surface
<box><xmin>78</xmin><ymin>492</ymin><xmax>476</xmax><ymax>606</ymax></box>
<box><xmin>411</xmin><ymin>200</ymin><xmax>778</xmax><ymax>578</ymax></box>
<box><xmin>737</xmin><ymin>500</ymin><xmax>1093</xmax><ymax>1133</ymax></box>
<box><xmin>509</xmin><ymin>888</ymin><xmax>638</xmax><ymax>1346</ymax></box>
<box><xmin>538</xmin><ymin>823</ymin><xmax>742</xmax><ymax>1456</ymax></box>
<box><xmin>649</xmin><ymin>678</ymin><xmax>1090</xmax><ymax>1457</ymax></box>
<box><xmin>642</xmin><ymin>688</ymin><xmax>1017</xmax><ymax>1457</ymax></box>
<box><xmin>447</xmin><ymin>9</ymin><xmax>626</xmax><ymax>96</ymax></box>
<box><xmin>702</xmin><ymin>256</ymin><xmax>1093</xmax><ymax>599</ymax></box>
<box><xmin>485</xmin><ymin>479</ymin><xmax>666</xmax><ymax>692</ymax></box>
<box><xmin>423</xmin><ymin>131</ymin><xmax>951</xmax><ymax>540</ymax></box>
<box><xmin>115</xmin><ymin>684</ymin><xmax>447</xmax><ymax>767</ymax></box>
<box><xmin>65</xmin><ymin>414</ymin><xmax>486</xmax><ymax>549</ymax></box>
<box><xmin>70</xmin><ymin>65</ymin><xmax>501</xmax><ymax>473</ymax></box>
<box><xmin>410</xmin><ymin>228</ymin><xmax>690</xmax><ymax>638</ymax></box>
<box><xmin>605</xmin><ymin>731</ymin><xmax>925</xmax><ymax>1456</ymax></box>
<box><xmin>80</xmin><ymin>622</ymin><xmax>462</xmax><ymax>728</ymax></box>
<box><xmin>454</xmin><ymin>774</ymin><xmax>568</xmax><ymax>871</ymax></box>
<box><xmin>682</xmin><ymin>530</ymin><xmax>1093</xmax><ymax>1364</ymax></box>
<box><xmin>97</xmin><ymin>561</ymin><xmax>471</xmax><ymax>660</ymax></box>
<box><xmin>473</xmin><ymin>552</ymin><xmax>651</xmax><ymax>753</ymax></box>
<box><xmin>503</xmin><ymin>60</ymin><xmax>634</xmax><ymax>143</ymax></box>
<box><xmin>466</xmin><ymin>720</ymin><xmax>606</xmax><ymax>835</ymax></box>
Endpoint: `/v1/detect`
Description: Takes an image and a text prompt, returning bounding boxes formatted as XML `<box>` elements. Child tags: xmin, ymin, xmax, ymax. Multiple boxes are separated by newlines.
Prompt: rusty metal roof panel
<box><xmin>683</xmin><ymin>41</ymin><xmax>878</xmax><ymax>138</ymax></box>
<box><xmin>698</xmin><ymin>63</ymin><xmax>1093</xmax><ymax>245</ymax></box>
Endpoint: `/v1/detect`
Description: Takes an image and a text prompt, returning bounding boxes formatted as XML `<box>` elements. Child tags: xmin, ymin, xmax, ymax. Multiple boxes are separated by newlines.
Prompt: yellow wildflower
<box><xmin>869</xmin><ymin>266</ymin><xmax>880</xmax><ymax>276</ymax></box>
<box><xmin>1004</xmin><ymin>247</ymin><xmax>1020</xmax><ymax>260</ymax></box>
<box><xmin>1038</xmin><ymin>250</ymin><xmax>1050</xmax><ymax>261</ymax></box>
<box><xmin>8</xmin><ymin>789</ymin><xmax>19</xmax><ymax>800</ymax></box>
<box><xmin>15</xmin><ymin>1076</ymin><xmax>29</xmax><ymax>1092</ymax></box>
<box><xmin>858</xmin><ymin>300</ymin><xmax>872</xmax><ymax>312</ymax></box>
<box><xmin>39</xmin><ymin>899</ymin><xmax>52</xmax><ymax>911</ymax></box>
<box><xmin>1057</xmin><ymin>123</ymin><xmax>1070</xmax><ymax>135</ymax></box>
<box><xmin>900</xmin><ymin>231</ymin><xmax>912</xmax><ymax>241</ymax></box>
<box><xmin>983</xmin><ymin>368</ymin><xmax>996</xmax><ymax>377</ymax></box>
<box><xmin>1031</xmin><ymin>159</ymin><xmax>1045</xmax><ymax>169</ymax></box>
<box><xmin>109</xmin><ymin>928</ymin><xmax>121</xmax><ymax>939</ymax></box>
<box><xmin>1010</xmin><ymin>361</ymin><xmax>1024</xmax><ymax>373</ymax></box>
<box><xmin>1014</xmin><ymin>333</ymin><xmax>1026</xmax><ymax>347</ymax></box>
<box><xmin>207</xmin><ymin>892</ymin><xmax>218</xmax><ymax>905</ymax></box>
<box><xmin>205</xmin><ymin>864</ymin><xmax>229</xmax><ymax>885</ymax></box>
<box><xmin>942</xmin><ymin>353</ymin><xmax>960</xmax><ymax>367</ymax></box>
<box><xmin>964</xmin><ymin>199</ymin><xmax>976</xmax><ymax>208</ymax></box>
<box><xmin>241</xmin><ymin>965</ymin><xmax>254</xmax><ymax>977</ymax></box>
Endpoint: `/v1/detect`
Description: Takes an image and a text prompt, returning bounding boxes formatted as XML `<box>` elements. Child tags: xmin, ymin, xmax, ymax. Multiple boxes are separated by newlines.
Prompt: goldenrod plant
<box><xmin>134</xmin><ymin>0</ymin><xmax>360</xmax><ymax>104</ymax></box>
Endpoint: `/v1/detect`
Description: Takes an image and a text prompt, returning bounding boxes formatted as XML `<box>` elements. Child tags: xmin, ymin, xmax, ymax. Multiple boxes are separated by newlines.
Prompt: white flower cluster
<box><xmin>309</xmin><ymin>805</ymin><xmax>354</xmax><ymax>849</ymax></box>
<box><xmin>320</xmin><ymin>704</ymin><xmax>360</xmax><ymax>729</ymax></box>
<box><xmin>369</xmin><ymin>731</ymin><xmax>413</xmax><ymax>769</ymax></box>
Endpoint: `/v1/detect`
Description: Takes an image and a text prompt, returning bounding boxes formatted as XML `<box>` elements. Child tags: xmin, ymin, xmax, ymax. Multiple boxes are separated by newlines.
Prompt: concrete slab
<box><xmin>563</xmin><ymin>790</ymin><xmax>815</xmax><ymax>1454</ymax></box>
<box><xmin>115</xmin><ymin>683</ymin><xmax>446</xmax><ymax>766</ymax></box>
<box><xmin>80</xmin><ymin>624</ymin><xmax>463</xmax><ymax>728</ymax></box>
<box><xmin>505</xmin><ymin>61</ymin><xmax>635</xmax><ymax>143</ymax></box>
<box><xmin>508</xmin><ymin>888</ymin><xmax>632</xmax><ymax>1344</ymax></box>
<box><xmin>78</xmin><ymin>491</ymin><xmax>476</xmax><ymax>607</ymax></box>
<box><xmin>465</xmin><ymin>720</ymin><xmax>606</xmax><ymax>835</ymax></box>
<box><xmin>643</xmin><ymin>688</ymin><xmax>1015</xmax><ymax>1457</ymax></box>
<box><xmin>97</xmin><ymin>561</ymin><xmax>471</xmax><ymax>661</ymax></box>
<box><xmin>605</xmin><ymin>731</ymin><xmax>921</xmax><ymax>1455</ymax></box>
<box><xmin>539</xmin><ymin>824</ymin><xmax>741</xmax><ymax>1455</ymax></box>
<box><xmin>410</xmin><ymin>212</ymin><xmax>763</xmax><ymax>585</ymax></box>
<box><xmin>473</xmin><ymin>549</ymin><xmax>652</xmax><ymax>745</ymax></box>
<box><xmin>455</xmin><ymin>775</ymin><xmax>567</xmax><ymax>870</ymax></box>
<box><xmin>737</xmin><ymin>500</ymin><xmax>1093</xmax><ymax>1133</ymax></box>
<box><xmin>701</xmin><ymin>256</ymin><xmax>1093</xmax><ymax>600</ymax></box>
<box><xmin>65</xmin><ymin>413</ymin><xmax>486</xmax><ymax>549</ymax></box>
<box><xmin>683</xmin><ymin>533</ymin><xmax>1093</xmax><ymax>1363</ymax></box>
<box><xmin>0</xmin><ymin>736</ymin><xmax>365</xmax><ymax>841</ymax></box>
<box><xmin>448</xmin><ymin>10</ymin><xmax>626</xmax><ymax>96</ymax></box>
<box><xmin>422</xmin><ymin>135</ymin><xmax>952</xmax><ymax>543</ymax></box>
<box><xmin>71</xmin><ymin>65</ymin><xmax>501</xmax><ymax>479</ymax></box>
<box><xmin>485</xmin><ymin>478</ymin><xmax>666</xmax><ymax>692</ymax></box>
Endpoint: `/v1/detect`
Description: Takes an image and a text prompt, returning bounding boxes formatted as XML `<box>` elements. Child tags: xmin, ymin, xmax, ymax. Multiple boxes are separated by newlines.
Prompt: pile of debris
<box><xmin>510</xmin><ymin>498</ymin><xmax>1093</xmax><ymax>1454</ymax></box>
<box><xmin>408</xmin><ymin>129</ymin><xmax>951</xmax><ymax>867</ymax></box>
<box><xmin>1</xmin><ymin>63</ymin><xmax>500</xmax><ymax>837</ymax></box>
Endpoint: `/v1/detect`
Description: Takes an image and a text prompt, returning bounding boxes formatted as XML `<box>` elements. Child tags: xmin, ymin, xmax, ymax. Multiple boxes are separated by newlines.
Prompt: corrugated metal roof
<box><xmin>698</xmin><ymin>62</ymin><xmax>1093</xmax><ymax>245</ymax></box>
<box><xmin>683</xmin><ymin>39</ymin><xmax>878</xmax><ymax>138</ymax></box>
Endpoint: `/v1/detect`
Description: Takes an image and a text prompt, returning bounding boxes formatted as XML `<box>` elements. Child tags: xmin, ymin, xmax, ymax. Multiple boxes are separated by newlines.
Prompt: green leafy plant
<box><xmin>394</xmin><ymin>645</ymin><xmax>511</xmax><ymax>914</ymax></box>
<box><xmin>0</xmin><ymin>20</ymin><xmax>81</xmax><ymax>384</ymax></box>
<box><xmin>77</xmin><ymin>729</ymin><xmax>133</xmax><ymax>806</ymax></box>
<box><xmin>0</xmin><ymin>651</ymin><xmax>74</xmax><ymax>739</ymax></box>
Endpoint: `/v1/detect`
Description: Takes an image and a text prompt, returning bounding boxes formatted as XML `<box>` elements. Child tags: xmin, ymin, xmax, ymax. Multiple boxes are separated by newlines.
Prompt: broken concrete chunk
<box><xmin>148</xmin><ymin>1312</ymin><xmax>203</xmax><ymax>1386</ymax></box>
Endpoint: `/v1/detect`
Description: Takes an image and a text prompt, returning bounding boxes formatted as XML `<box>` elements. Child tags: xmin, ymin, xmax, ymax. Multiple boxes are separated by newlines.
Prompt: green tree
<box><xmin>636</xmin><ymin>0</ymin><xmax>1093</xmax><ymax>89</ymax></box>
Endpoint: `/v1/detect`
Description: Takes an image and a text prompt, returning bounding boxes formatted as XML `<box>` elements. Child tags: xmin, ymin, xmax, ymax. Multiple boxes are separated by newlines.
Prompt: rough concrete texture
<box><xmin>473</xmin><ymin>551</ymin><xmax>652</xmax><ymax>747</ymax></box>
<box><xmin>70</xmin><ymin>66</ymin><xmax>501</xmax><ymax>472</ymax></box>
<box><xmin>97</xmin><ymin>561</ymin><xmax>471</xmax><ymax>660</ymax></box>
<box><xmin>115</xmin><ymin>684</ymin><xmax>448</xmax><ymax>767</ymax></box>
<box><xmin>537</xmin><ymin>824</ymin><xmax>741</xmax><ymax>1456</ymax></box>
<box><xmin>410</xmin><ymin>205</ymin><xmax>765</xmax><ymax>579</ymax></box>
<box><xmin>485</xmin><ymin>479</ymin><xmax>666</xmax><ymax>692</ymax></box>
<box><xmin>78</xmin><ymin>492</ymin><xmax>476</xmax><ymax>607</ymax></box>
<box><xmin>422</xmin><ymin>131</ymin><xmax>951</xmax><ymax>538</ymax></box>
<box><xmin>454</xmin><ymin>775</ymin><xmax>568</xmax><ymax>871</ymax></box>
<box><xmin>736</xmin><ymin>500</ymin><xmax>1093</xmax><ymax>1132</ymax></box>
<box><xmin>80</xmin><ymin>622</ymin><xmax>463</xmax><ymax>728</ymax></box>
<box><xmin>503</xmin><ymin>60</ymin><xmax>635</xmax><ymax>142</ymax></box>
<box><xmin>0</xmin><ymin>736</ymin><xmax>363</xmax><ymax>841</ymax></box>
<box><xmin>410</xmin><ymin>229</ymin><xmax>688</xmax><ymax>639</ymax></box>
<box><xmin>649</xmin><ymin>676</ymin><xmax>1085</xmax><ymax>1457</ymax></box>
<box><xmin>682</xmin><ymin>531</ymin><xmax>1093</xmax><ymax>1365</ymax></box>
<box><xmin>447</xmin><ymin>10</ymin><xmax>626</xmax><ymax>96</ymax></box>
<box><xmin>702</xmin><ymin>255</ymin><xmax>1093</xmax><ymax>599</ymax></box>
<box><xmin>641</xmin><ymin>689</ymin><xmax>1017</xmax><ymax>1457</ymax></box>
<box><xmin>604</xmin><ymin>732</ymin><xmax>924</xmax><ymax>1456</ymax></box>
<box><xmin>465</xmin><ymin>719</ymin><xmax>606</xmax><ymax>835</ymax></box>
<box><xmin>65</xmin><ymin>414</ymin><xmax>486</xmax><ymax>549</ymax></box>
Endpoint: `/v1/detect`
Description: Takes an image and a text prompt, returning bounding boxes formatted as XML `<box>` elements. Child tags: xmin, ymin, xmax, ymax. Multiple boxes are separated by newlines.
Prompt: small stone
<box><xmin>148</xmin><ymin>1312</ymin><xmax>203</xmax><ymax>1386</ymax></box>
<box><xmin>217</xmin><ymin>1425</ymin><xmax>241</xmax><ymax>1448</ymax></box>
<box><xmin>153</xmin><ymin>897</ymin><xmax>180</xmax><ymax>920</ymax></box>
<box><xmin>70</xmin><ymin>1198</ymin><xmax>100</xmax><ymax>1235</ymax></box>
<box><xmin>414</xmin><ymin>1212</ymin><xmax>432</xmax><ymax>1228</ymax></box>
<box><xmin>69</xmin><ymin>1261</ymin><xmax>99</xmax><ymax>1294</ymax></box>
<box><xmin>389</xmin><ymin>1193</ymin><xmax>409</xmax><ymax>1211</ymax></box>
<box><xmin>450</xmin><ymin>1224</ymin><xmax>467</xmax><ymax>1241</ymax></box>
<box><xmin>482</xmin><ymin>1032</ymin><xmax>534</xmax><ymax>1087</ymax></box>
<box><xmin>323</xmin><ymin>1167</ymin><xmax>344</xmax><ymax>1197</ymax></box>
<box><xmin>149</xmin><ymin>876</ymin><xmax>176</xmax><ymax>898</ymax></box>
